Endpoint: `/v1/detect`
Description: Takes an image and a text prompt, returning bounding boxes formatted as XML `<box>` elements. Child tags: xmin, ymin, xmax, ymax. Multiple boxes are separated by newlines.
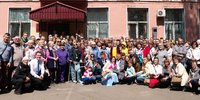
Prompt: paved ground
<box><xmin>0</xmin><ymin>83</ymin><xmax>199</xmax><ymax>100</ymax></box>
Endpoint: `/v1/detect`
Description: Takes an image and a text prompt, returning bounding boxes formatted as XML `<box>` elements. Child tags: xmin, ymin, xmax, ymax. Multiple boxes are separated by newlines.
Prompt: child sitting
<box><xmin>81</xmin><ymin>66</ymin><xmax>96</xmax><ymax>85</ymax></box>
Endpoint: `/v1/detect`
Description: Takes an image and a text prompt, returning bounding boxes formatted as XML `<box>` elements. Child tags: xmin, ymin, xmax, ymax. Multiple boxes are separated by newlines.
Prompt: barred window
<box><xmin>9</xmin><ymin>8</ymin><xmax>31</xmax><ymax>38</ymax></box>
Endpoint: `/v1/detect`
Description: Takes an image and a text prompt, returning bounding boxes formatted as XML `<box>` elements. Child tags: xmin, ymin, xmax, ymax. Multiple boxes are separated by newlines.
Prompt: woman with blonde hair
<box><xmin>171</xmin><ymin>56</ymin><xmax>189</xmax><ymax>90</ymax></box>
<box><xmin>136</xmin><ymin>57</ymin><xmax>152</xmax><ymax>84</ymax></box>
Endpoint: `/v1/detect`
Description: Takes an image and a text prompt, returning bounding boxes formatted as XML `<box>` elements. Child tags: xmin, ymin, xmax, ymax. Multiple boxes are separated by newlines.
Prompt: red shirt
<box><xmin>143</xmin><ymin>45</ymin><xmax>150</xmax><ymax>58</ymax></box>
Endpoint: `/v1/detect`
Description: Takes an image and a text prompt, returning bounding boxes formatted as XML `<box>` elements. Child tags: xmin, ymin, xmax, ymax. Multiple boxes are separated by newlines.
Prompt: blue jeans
<box><xmin>70</xmin><ymin>63</ymin><xmax>81</xmax><ymax>81</ymax></box>
<box><xmin>82</xmin><ymin>77</ymin><xmax>96</xmax><ymax>84</ymax></box>
<box><xmin>94</xmin><ymin>75</ymin><xmax>102</xmax><ymax>82</ymax></box>
<box><xmin>102</xmin><ymin>73</ymin><xmax>119</xmax><ymax>86</ymax></box>
<box><xmin>136</xmin><ymin>74</ymin><xmax>145</xmax><ymax>83</ymax></box>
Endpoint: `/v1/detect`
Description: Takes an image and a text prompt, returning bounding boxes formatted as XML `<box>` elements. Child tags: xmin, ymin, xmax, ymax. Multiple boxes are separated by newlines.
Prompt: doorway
<box><xmin>48</xmin><ymin>22</ymin><xmax>70</xmax><ymax>36</ymax></box>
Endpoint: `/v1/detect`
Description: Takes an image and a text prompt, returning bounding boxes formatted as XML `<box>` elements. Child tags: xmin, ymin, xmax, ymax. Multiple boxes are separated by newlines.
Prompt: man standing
<box><xmin>156</xmin><ymin>43</ymin><xmax>168</xmax><ymax>66</ymax></box>
<box><xmin>0</xmin><ymin>33</ymin><xmax>13</xmax><ymax>92</ymax></box>
<box><xmin>10</xmin><ymin>36</ymin><xmax>24</xmax><ymax>90</ymax></box>
<box><xmin>172</xmin><ymin>38</ymin><xmax>187</xmax><ymax>66</ymax></box>
<box><xmin>69</xmin><ymin>42</ymin><xmax>82</xmax><ymax>83</ymax></box>
<box><xmin>21</xmin><ymin>32</ymin><xmax>29</xmax><ymax>47</ymax></box>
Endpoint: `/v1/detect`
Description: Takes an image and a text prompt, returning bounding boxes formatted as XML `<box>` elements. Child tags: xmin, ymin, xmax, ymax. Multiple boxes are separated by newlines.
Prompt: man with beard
<box><xmin>10</xmin><ymin>36</ymin><xmax>24</xmax><ymax>90</ymax></box>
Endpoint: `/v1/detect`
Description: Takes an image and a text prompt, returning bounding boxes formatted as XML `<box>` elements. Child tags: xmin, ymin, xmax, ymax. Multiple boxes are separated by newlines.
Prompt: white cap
<box><xmin>13</xmin><ymin>36</ymin><xmax>20</xmax><ymax>39</ymax></box>
<box><xmin>22</xmin><ymin>56</ymin><xmax>29</xmax><ymax>61</ymax></box>
<box><xmin>27</xmin><ymin>40</ymin><xmax>33</xmax><ymax>43</ymax></box>
<box><xmin>197</xmin><ymin>39</ymin><xmax>200</xmax><ymax>44</ymax></box>
<box><xmin>36</xmin><ymin>37</ymin><xmax>40</xmax><ymax>40</ymax></box>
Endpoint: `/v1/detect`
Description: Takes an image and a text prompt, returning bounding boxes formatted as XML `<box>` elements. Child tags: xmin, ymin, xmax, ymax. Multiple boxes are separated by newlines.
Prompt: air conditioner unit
<box><xmin>157</xmin><ymin>9</ymin><xmax>166</xmax><ymax>17</ymax></box>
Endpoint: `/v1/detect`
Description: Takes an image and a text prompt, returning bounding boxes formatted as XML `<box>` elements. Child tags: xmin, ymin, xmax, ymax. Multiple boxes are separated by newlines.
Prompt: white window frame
<box><xmin>8</xmin><ymin>8</ymin><xmax>31</xmax><ymax>37</ymax></box>
<box><xmin>87</xmin><ymin>8</ymin><xmax>109</xmax><ymax>38</ymax></box>
<box><xmin>128</xmin><ymin>21</ymin><xmax>148</xmax><ymax>38</ymax></box>
<box><xmin>127</xmin><ymin>8</ymin><xmax>148</xmax><ymax>39</ymax></box>
<box><xmin>164</xmin><ymin>9</ymin><xmax>185</xmax><ymax>40</ymax></box>
<box><xmin>87</xmin><ymin>21</ymin><xmax>108</xmax><ymax>38</ymax></box>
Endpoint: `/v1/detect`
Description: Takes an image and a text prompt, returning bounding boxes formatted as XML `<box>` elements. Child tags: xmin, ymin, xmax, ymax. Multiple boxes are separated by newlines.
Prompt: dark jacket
<box><xmin>47</xmin><ymin>48</ymin><xmax>57</xmax><ymax>68</ymax></box>
<box><xmin>12</xmin><ymin>62</ymin><xmax>31</xmax><ymax>80</ymax></box>
<box><xmin>69</xmin><ymin>47</ymin><xmax>82</xmax><ymax>62</ymax></box>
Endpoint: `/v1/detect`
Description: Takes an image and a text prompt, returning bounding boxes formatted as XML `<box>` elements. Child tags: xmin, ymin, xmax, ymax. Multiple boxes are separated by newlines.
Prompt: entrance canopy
<box><xmin>29</xmin><ymin>1</ymin><xmax>86</xmax><ymax>22</ymax></box>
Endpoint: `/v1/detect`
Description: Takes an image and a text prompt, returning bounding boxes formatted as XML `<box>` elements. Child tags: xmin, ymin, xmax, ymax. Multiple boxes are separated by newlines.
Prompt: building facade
<box><xmin>0</xmin><ymin>0</ymin><xmax>200</xmax><ymax>41</ymax></box>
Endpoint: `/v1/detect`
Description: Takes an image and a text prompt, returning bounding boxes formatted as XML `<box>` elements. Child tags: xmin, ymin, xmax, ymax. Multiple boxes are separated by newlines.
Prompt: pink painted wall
<box><xmin>88</xmin><ymin>2</ymin><xmax>200</xmax><ymax>40</ymax></box>
<box><xmin>0</xmin><ymin>1</ymin><xmax>40</xmax><ymax>40</ymax></box>
<box><xmin>0</xmin><ymin>1</ymin><xmax>199</xmax><ymax>41</ymax></box>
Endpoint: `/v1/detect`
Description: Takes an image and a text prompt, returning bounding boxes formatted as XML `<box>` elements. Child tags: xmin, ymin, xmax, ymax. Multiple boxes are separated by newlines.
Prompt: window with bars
<box><xmin>87</xmin><ymin>8</ymin><xmax>108</xmax><ymax>38</ymax></box>
<box><xmin>128</xmin><ymin>8</ymin><xmax>148</xmax><ymax>39</ymax></box>
<box><xmin>164</xmin><ymin>9</ymin><xmax>184</xmax><ymax>40</ymax></box>
<box><xmin>9</xmin><ymin>8</ymin><xmax>31</xmax><ymax>38</ymax></box>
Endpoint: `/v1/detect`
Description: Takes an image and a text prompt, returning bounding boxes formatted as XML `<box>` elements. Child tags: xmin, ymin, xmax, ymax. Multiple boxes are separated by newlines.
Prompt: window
<box><xmin>87</xmin><ymin>8</ymin><xmax>108</xmax><ymax>38</ymax></box>
<box><xmin>9</xmin><ymin>8</ymin><xmax>31</xmax><ymax>37</ymax></box>
<box><xmin>128</xmin><ymin>8</ymin><xmax>148</xmax><ymax>39</ymax></box>
<box><xmin>165</xmin><ymin>9</ymin><xmax>184</xmax><ymax>40</ymax></box>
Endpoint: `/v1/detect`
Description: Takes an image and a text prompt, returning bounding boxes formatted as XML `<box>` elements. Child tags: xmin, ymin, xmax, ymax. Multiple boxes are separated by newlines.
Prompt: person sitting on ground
<box><xmin>148</xmin><ymin>57</ymin><xmax>163</xmax><ymax>88</ymax></box>
<box><xmin>123</xmin><ymin>60</ymin><xmax>136</xmax><ymax>85</ymax></box>
<box><xmin>81</xmin><ymin>65</ymin><xmax>96</xmax><ymax>85</ymax></box>
<box><xmin>87</xmin><ymin>54</ymin><xmax>102</xmax><ymax>82</ymax></box>
<box><xmin>101</xmin><ymin>60</ymin><xmax>119</xmax><ymax>86</ymax></box>
<box><xmin>12</xmin><ymin>57</ymin><xmax>32</xmax><ymax>95</ymax></box>
<box><xmin>115</xmin><ymin>53</ymin><xmax>125</xmax><ymax>82</ymax></box>
<box><xmin>171</xmin><ymin>56</ymin><xmax>189</xmax><ymax>90</ymax></box>
<box><xmin>187</xmin><ymin>60</ymin><xmax>200</xmax><ymax>95</ymax></box>
<box><xmin>136</xmin><ymin>57</ymin><xmax>152</xmax><ymax>84</ymax></box>
<box><xmin>158</xmin><ymin>59</ymin><xmax>172</xmax><ymax>88</ymax></box>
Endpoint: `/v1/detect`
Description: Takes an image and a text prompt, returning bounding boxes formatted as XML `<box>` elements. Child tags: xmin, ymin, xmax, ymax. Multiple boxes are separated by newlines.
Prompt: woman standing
<box><xmin>47</xmin><ymin>41</ymin><xmax>58</xmax><ymax>83</ymax></box>
<box><xmin>56</xmin><ymin>43</ymin><xmax>69</xmax><ymax>83</ymax></box>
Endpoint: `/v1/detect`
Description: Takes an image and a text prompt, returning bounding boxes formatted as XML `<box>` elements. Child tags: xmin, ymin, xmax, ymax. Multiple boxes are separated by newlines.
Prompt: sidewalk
<box><xmin>0</xmin><ymin>83</ymin><xmax>199</xmax><ymax>100</ymax></box>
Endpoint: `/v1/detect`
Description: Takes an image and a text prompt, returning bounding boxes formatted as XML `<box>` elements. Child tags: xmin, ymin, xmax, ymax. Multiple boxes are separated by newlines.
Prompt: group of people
<box><xmin>0</xmin><ymin>32</ymin><xmax>200</xmax><ymax>95</ymax></box>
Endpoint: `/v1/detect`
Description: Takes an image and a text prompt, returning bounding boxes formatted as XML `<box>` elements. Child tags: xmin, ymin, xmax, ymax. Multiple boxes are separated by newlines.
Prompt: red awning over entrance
<box><xmin>29</xmin><ymin>1</ymin><xmax>86</xmax><ymax>22</ymax></box>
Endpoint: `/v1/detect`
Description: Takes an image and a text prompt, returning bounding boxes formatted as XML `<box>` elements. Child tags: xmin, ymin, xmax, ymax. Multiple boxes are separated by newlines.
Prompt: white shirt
<box><xmin>25</xmin><ymin>48</ymin><xmax>36</xmax><ymax>60</ymax></box>
<box><xmin>167</xmin><ymin>48</ymin><xmax>173</xmax><ymax>58</ymax></box>
<box><xmin>150</xmin><ymin>47</ymin><xmax>156</xmax><ymax>60</ymax></box>
<box><xmin>149</xmin><ymin>64</ymin><xmax>163</xmax><ymax>75</ymax></box>
<box><xmin>29</xmin><ymin>59</ymin><xmax>45</xmax><ymax>78</ymax></box>
<box><xmin>186</xmin><ymin>47</ymin><xmax>200</xmax><ymax>60</ymax></box>
<box><xmin>134</xmin><ymin>48</ymin><xmax>143</xmax><ymax>56</ymax></box>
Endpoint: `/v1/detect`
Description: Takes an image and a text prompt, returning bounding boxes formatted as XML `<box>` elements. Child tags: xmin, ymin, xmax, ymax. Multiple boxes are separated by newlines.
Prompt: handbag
<box><xmin>171</xmin><ymin>76</ymin><xmax>182</xmax><ymax>85</ymax></box>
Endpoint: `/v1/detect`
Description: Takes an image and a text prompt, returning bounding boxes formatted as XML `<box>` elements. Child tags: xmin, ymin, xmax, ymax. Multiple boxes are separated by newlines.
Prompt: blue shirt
<box><xmin>92</xmin><ymin>47</ymin><xmax>100</xmax><ymax>60</ymax></box>
<box><xmin>0</xmin><ymin>41</ymin><xmax>13</xmax><ymax>63</ymax></box>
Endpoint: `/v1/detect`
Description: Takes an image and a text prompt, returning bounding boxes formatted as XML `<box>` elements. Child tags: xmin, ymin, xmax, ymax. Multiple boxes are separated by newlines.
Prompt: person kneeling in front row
<box><xmin>29</xmin><ymin>51</ymin><xmax>49</xmax><ymax>90</ymax></box>
<box><xmin>12</xmin><ymin>57</ymin><xmax>32</xmax><ymax>95</ymax></box>
<box><xmin>187</xmin><ymin>60</ymin><xmax>200</xmax><ymax>95</ymax></box>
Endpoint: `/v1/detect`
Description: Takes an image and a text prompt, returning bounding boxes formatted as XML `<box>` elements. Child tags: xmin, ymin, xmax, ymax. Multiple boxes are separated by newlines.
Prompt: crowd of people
<box><xmin>0</xmin><ymin>32</ymin><xmax>200</xmax><ymax>95</ymax></box>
